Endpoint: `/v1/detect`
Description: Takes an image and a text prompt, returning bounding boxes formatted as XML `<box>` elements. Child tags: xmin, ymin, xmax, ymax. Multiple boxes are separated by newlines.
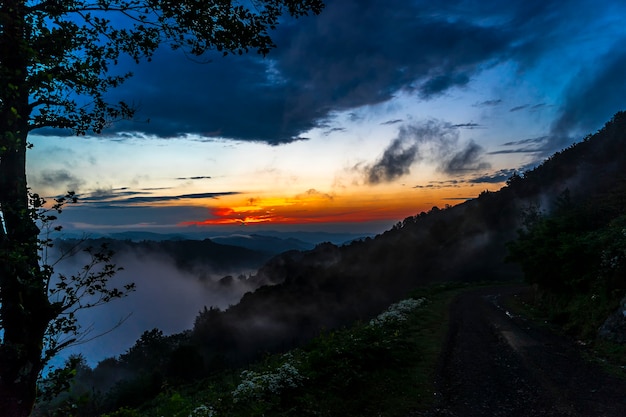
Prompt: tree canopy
<box><xmin>0</xmin><ymin>1</ymin><xmax>323</xmax><ymax>415</ymax></box>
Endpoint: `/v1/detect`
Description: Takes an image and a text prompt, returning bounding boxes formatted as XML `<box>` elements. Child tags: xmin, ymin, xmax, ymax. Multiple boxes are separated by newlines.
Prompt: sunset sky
<box><xmin>27</xmin><ymin>0</ymin><xmax>626</xmax><ymax>236</ymax></box>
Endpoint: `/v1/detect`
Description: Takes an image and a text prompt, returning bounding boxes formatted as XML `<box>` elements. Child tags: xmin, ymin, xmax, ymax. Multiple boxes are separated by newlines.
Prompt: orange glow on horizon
<box><xmin>177</xmin><ymin>183</ymin><xmax>494</xmax><ymax>227</ymax></box>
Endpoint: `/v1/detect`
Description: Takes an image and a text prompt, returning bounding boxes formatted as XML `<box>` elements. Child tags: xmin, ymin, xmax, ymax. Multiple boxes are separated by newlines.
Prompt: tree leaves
<box><xmin>14</xmin><ymin>0</ymin><xmax>324</xmax><ymax>135</ymax></box>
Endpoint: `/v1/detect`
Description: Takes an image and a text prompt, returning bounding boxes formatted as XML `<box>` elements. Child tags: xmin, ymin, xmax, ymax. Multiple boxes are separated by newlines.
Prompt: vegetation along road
<box><xmin>425</xmin><ymin>286</ymin><xmax>626</xmax><ymax>417</ymax></box>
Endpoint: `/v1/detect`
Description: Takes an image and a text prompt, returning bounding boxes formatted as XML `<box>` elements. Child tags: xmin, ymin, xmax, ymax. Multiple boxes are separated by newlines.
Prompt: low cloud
<box><xmin>442</xmin><ymin>141</ymin><xmax>491</xmax><ymax>174</ymax></box>
<box><xmin>35</xmin><ymin>169</ymin><xmax>84</xmax><ymax>193</ymax></box>
<box><xmin>50</xmin><ymin>244</ymin><xmax>263</xmax><ymax>366</ymax></box>
<box><xmin>364</xmin><ymin>120</ymin><xmax>489</xmax><ymax>184</ymax></box>
<box><xmin>549</xmin><ymin>43</ymin><xmax>626</xmax><ymax>152</ymax></box>
<box><xmin>366</xmin><ymin>136</ymin><xmax>419</xmax><ymax>184</ymax></box>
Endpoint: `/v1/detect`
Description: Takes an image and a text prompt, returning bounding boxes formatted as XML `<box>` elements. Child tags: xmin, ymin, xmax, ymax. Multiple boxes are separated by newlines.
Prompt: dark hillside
<box><xmin>197</xmin><ymin>112</ymin><xmax>626</xmax><ymax>363</ymax></box>
<box><xmin>45</xmin><ymin>112</ymin><xmax>626</xmax><ymax>413</ymax></box>
<box><xmin>54</xmin><ymin>237</ymin><xmax>272</xmax><ymax>275</ymax></box>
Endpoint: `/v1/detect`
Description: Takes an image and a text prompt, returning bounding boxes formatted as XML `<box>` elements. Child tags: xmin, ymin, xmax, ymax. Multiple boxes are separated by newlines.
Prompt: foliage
<box><xmin>36</xmin><ymin>192</ymin><xmax>136</xmax><ymax>357</ymax></box>
<box><xmin>2</xmin><ymin>0</ymin><xmax>324</xmax><ymax>135</ymax></box>
<box><xmin>369</xmin><ymin>297</ymin><xmax>427</xmax><ymax>327</ymax></box>
<box><xmin>1</xmin><ymin>1</ymin><xmax>323</xmax><ymax>414</ymax></box>
<box><xmin>37</xmin><ymin>355</ymin><xmax>85</xmax><ymax>403</ymax></box>
<box><xmin>77</xmin><ymin>287</ymin><xmax>471</xmax><ymax>417</ymax></box>
<box><xmin>231</xmin><ymin>358</ymin><xmax>305</xmax><ymax>415</ymax></box>
<box><xmin>0</xmin><ymin>191</ymin><xmax>133</xmax><ymax>415</ymax></box>
<box><xmin>507</xmin><ymin>188</ymin><xmax>626</xmax><ymax>339</ymax></box>
<box><xmin>35</xmin><ymin>354</ymin><xmax>101</xmax><ymax>417</ymax></box>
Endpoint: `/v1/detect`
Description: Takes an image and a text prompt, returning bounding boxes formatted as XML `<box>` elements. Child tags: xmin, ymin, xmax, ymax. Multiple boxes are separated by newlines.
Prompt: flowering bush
<box><xmin>232</xmin><ymin>359</ymin><xmax>305</xmax><ymax>404</ymax></box>
<box><xmin>369</xmin><ymin>297</ymin><xmax>427</xmax><ymax>327</ymax></box>
<box><xmin>188</xmin><ymin>404</ymin><xmax>216</xmax><ymax>417</ymax></box>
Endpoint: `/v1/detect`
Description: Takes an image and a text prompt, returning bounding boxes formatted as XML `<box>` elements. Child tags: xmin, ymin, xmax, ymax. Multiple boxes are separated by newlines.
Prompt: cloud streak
<box><xmin>77</xmin><ymin>189</ymin><xmax>239</xmax><ymax>205</ymax></box>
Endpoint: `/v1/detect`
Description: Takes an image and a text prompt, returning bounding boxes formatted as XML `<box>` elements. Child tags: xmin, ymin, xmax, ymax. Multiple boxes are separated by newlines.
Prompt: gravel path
<box><xmin>425</xmin><ymin>285</ymin><xmax>626</xmax><ymax>417</ymax></box>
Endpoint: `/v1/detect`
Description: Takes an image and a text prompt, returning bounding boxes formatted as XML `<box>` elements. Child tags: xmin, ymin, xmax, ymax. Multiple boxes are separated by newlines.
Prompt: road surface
<box><xmin>426</xmin><ymin>285</ymin><xmax>626</xmax><ymax>417</ymax></box>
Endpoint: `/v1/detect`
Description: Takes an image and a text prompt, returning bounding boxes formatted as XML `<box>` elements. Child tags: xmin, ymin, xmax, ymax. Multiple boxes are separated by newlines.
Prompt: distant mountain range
<box><xmin>58</xmin><ymin>230</ymin><xmax>375</xmax><ymax>253</ymax></box>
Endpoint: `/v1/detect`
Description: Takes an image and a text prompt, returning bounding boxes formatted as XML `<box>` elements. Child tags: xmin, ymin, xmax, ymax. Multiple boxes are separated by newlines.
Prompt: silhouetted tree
<box><xmin>0</xmin><ymin>1</ymin><xmax>324</xmax><ymax>415</ymax></box>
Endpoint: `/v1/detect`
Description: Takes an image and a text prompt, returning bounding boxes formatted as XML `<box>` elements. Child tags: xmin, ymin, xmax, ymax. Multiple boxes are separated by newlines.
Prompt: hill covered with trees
<box><xmin>36</xmin><ymin>112</ymin><xmax>626</xmax><ymax>416</ymax></box>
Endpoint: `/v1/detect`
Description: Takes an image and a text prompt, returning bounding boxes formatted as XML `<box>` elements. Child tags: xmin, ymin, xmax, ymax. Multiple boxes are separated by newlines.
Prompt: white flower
<box><xmin>369</xmin><ymin>298</ymin><xmax>427</xmax><ymax>327</ymax></box>
<box><xmin>188</xmin><ymin>404</ymin><xmax>215</xmax><ymax>417</ymax></box>
<box><xmin>232</xmin><ymin>361</ymin><xmax>305</xmax><ymax>404</ymax></box>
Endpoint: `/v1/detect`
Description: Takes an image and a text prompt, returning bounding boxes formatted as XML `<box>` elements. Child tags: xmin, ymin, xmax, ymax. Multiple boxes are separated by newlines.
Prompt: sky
<box><xmin>27</xmin><ymin>0</ymin><xmax>626</xmax><ymax>236</ymax></box>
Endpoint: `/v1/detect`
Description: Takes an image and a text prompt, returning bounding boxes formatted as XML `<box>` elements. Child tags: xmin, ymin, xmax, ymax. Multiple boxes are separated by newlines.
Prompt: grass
<box><xmin>101</xmin><ymin>282</ymin><xmax>477</xmax><ymax>417</ymax></box>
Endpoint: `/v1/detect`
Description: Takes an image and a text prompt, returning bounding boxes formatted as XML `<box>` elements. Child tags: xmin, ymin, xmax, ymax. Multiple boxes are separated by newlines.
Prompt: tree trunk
<box><xmin>0</xmin><ymin>1</ymin><xmax>53</xmax><ymax>415</ymax></box>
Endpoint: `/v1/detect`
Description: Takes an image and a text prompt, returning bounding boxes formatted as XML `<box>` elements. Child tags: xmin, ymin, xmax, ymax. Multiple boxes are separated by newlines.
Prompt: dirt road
<box><xmin>427</xmin><ymin>286</ymin><xmax>626</xmax><ymax>417</ymax></box>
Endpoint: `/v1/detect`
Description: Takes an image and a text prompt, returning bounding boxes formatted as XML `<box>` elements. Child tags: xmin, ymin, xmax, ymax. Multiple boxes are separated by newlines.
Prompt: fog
<box><xmin>46</xmin><ymin>244</ymin><xmax>262</xmax><ymax>369</ymax></box>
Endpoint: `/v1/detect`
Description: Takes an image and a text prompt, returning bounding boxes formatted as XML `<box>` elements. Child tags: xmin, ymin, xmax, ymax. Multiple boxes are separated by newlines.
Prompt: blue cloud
<box><xmin>31</xmin><ymin>0</ymin><xmax>626</xmax><ymax>148</ymax></box>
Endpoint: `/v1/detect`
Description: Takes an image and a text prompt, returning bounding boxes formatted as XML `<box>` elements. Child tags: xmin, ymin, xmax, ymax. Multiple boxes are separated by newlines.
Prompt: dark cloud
<box><xmin>322</xmin><ymin>127</ymin><xmax>347</xmax><ymax>136</ymax></box>
<box><xmin>469</xmin><ymin>169</ymin><xmax>518</xmax><ymax>184</ymax></box>
<box><xmin>36</xmin><ymin>169</ymin><xmax>84</xmax><ymax>191</ymax></box>
<box><xmin>474</xmin><ymin>99</ymin><xmax>502</xmax><ymax>107</ymax></box>
<box><xmin>296</xmin><ymin>189</ymin><xmax>334</xmax><ymax>201</ymax></box>
<box><xmin>489</xmin><ymin>136</ymin><xmax>550</xmax><ymax>155</ymax></box>
<box><xmin>120</xmin><ymin>192</ymin><xmax>239</xmax><ymax>204</ymax></box>
<box><xmin>366</xmin><ymin>137</ymin><xmax>418</xmax><ymax>184</ymax></box>
<box><xmin>509</xmin><ymin>103</ymin><xmax>546</xmax><ymax>113</ymax></box>
<box><xmin>550</xmin><ymin>43</ymin><xmax>626</xmax><ymax>151</ymax></box>
<box><xmin>452</xmin><ymin>122</ymin><xmax>483</xmax><ymax>129</ymax></box>
<box><xmin>442</xmin><ymin>141</ymin><xmax>491</xmax><ymax>174</ymax></box>
<box><xmin>364</xmin><ymin>119</ymin><xmax>466</xmax><ymax>184</ymax></box>
<box><xmin>77</xmin><ymin>188</ymin><xmax>143</xmax><ymax>202</ymax></box>
<box><xmin>30</xmin><ymin>0</ymin><xmax>620</xmax><ymax>147</ymax></box>
<box><xmin>176</xmin><ymin>176</ymin><xmax>212</xmax><ymax>180</ymax></box>
<box><xmin>41</xmin><ymin>0</ymin><xmax>531</xmax><ymax>144</ymax></box>
<box><xmin>414</xmin><ymin>179</ymin><xmax>463</xmax><ymax>189</ymax></box>
<box><xmin>488</xmin><ymin>148</ymin><xmax>545</xmax><ymax>155</ymax></box>
<box><xmin>77</xmin><ymin>188</ymin><xmax>239</xmax><ymax>205</ymax></box>
<box><xmin>501</xmin><ymin>136</ymin><xmax>548</xmax><ymax>147</ymax></box>
<box><xmin>55</xmin><ymin>205</ymin><xmax>211</xmax><ymax>232</ymax></box>
<box><xmin>380</xmin><ymin>119</ymin><xmax>404</xmax><ymax>126</ymax></box>
<box><xmin>419</xmin><ymin>73</ymin><xmax>471</xmax><ymax>98</ymax></box>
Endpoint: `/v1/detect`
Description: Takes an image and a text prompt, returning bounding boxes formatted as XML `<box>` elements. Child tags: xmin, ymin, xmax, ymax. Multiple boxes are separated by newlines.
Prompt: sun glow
<box><xmin>179</xmin><ymin>181</ymin><xmax>491</xmax><ymax>228</ymax></box>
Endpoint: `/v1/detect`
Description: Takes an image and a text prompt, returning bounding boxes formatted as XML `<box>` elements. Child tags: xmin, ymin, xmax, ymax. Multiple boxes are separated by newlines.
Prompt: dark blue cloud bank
<box><xmin>37</xmin><ymin>0</ymin><xmax>626</xmax><ymax>150</ymax></box>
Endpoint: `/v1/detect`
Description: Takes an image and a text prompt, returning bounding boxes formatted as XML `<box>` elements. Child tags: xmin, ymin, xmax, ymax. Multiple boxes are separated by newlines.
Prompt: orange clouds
<box><xmin>178</xmin><ymin>182</ymin><xmax>496</xmax><ymax>228</ymax></box>
<box><xmin>181</xmin><ymin>190</ymin><xmax>408</xmax><ymax>227</ymax></box>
